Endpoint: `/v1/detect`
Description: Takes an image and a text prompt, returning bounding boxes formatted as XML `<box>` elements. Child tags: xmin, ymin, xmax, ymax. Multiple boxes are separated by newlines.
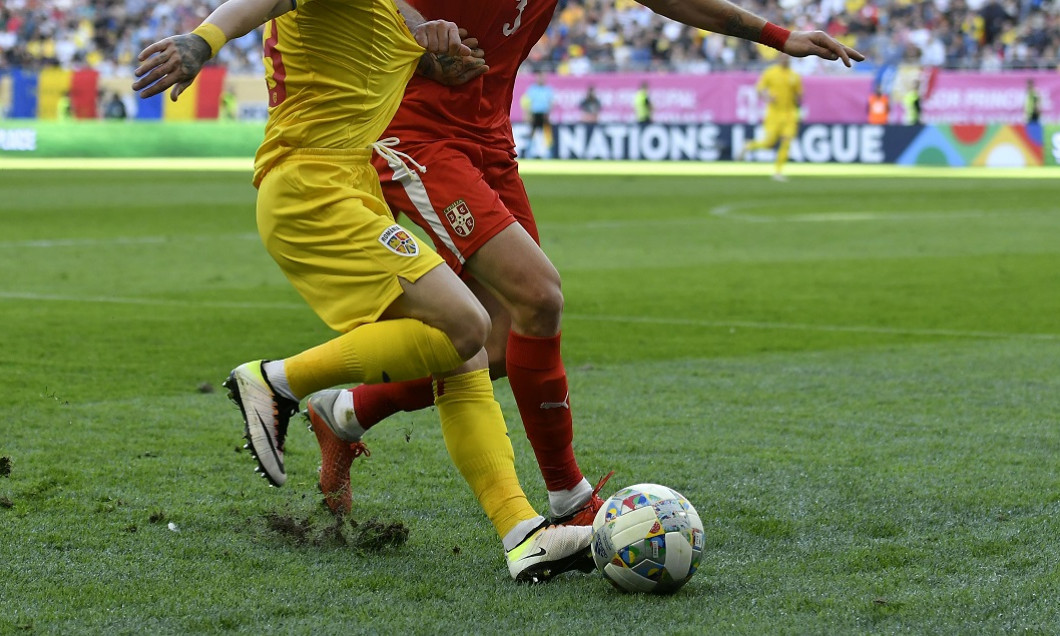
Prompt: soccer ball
<box><xmin>591</xmin><ymin>483</ymin><xmax>704</xmax><ymax>594</ymax></box>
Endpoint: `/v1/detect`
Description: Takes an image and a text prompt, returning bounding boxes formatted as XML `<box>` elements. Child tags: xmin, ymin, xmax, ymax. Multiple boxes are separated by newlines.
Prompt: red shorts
<box><xmin>372</xmin><ymin>140</ymin><xmax>538</xmax><ymax>277</ymax></box>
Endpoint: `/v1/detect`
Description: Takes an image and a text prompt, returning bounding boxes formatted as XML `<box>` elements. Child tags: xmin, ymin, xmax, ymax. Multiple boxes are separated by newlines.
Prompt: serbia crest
<box><xmin>443</xmin><ymin>199</ymin><xmax>475</xmax><ymax>237</ymax></box>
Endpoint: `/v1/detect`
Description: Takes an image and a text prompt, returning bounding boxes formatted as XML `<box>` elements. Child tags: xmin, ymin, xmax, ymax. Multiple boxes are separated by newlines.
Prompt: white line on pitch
<box><xmin>707</xmin><ymin>202</ymin><xmax>1039</xmax><ymax>223</ymax></box>
<box><xmin>0</xmin><ymin>291</ymin><xmax>302</xmax><ymax>310</ymax></box>
<box><xmin>7</xmin><ymin>208</ymin><xmax>1051</xmax><ymax>249</ymax></box>
<box><xmin>563</xmin><ymin>313</ymin><xmax>1060</xmax><ymax>341</ymax></box>
<box><xmin>1</xmin><ymin>290</ymin><xmax>1055</xmax><ymax>342</ymax></box>
<box><xmin>3</xmin><ymin>158</ymin><xmax>1058</xmax><ymax>179</ymax></box>
<box><xmin>0</xmin><ymin>233</ymin><xmax>260</xmax><ymax>248</ymax></box>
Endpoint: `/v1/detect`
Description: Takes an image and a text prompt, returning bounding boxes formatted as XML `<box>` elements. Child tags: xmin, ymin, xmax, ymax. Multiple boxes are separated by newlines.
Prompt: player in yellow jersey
<box><xmin>132</xmin><ymin>0</ymin><xmax>590</xmax><ymax>583</ymax></box>
<box><xmin>739</xmin><ymin>55</ymin><xmax>803</xmax><ymax>181</ymax></box>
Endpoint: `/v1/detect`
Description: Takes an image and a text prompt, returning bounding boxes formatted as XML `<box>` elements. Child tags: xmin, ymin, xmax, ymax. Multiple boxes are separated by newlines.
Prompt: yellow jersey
<box><xmin>253</xmin><ymin>0</ymin><xmax>424</xmax><ymax>186</ymax></box>
<box><xmin>757</xmin><ymin>64</ymin><xmax>802</xmax><ymax>114</ymax></box>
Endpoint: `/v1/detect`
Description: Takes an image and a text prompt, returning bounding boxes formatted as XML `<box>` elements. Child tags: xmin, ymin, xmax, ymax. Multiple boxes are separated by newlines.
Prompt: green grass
<box><xmin>1</xmin><ymin>167</ymin><xmax>1059</xmax><ymax>634</ymax></box>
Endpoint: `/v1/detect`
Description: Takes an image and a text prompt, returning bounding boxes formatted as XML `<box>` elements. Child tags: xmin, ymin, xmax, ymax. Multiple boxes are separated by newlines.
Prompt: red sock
<box><xmin>351</xmin><ymin>376</ymin><xmax>435</xmax><ymax>430</ymax></box>
<box><xmin>506</xmin><ymin>331</ymin><xmax>583</xmax><ymax>492</ymax></box>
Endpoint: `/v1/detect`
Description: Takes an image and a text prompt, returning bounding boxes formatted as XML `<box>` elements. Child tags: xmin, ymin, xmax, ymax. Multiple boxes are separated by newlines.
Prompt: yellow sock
<box><xmin>776</xmin><ymin>137</ymin><xmax>791</xmax><ymax>172</ymax></box>
<box><xmin>284</xmin><ymin>318</ymin><xmax>464</xmax><ymax>399</ymax></box>
<box><xmin>435</xmin><ymin>369</ymin><xmax>537</xmax><ymax>539</ymax></box>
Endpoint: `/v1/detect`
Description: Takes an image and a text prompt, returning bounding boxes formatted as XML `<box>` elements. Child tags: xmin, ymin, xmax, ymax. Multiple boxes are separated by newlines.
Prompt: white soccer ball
<box><xmin>591</xmin><ymin>483</ymin><xmax>704</xmax><ymax>593</ymax></box>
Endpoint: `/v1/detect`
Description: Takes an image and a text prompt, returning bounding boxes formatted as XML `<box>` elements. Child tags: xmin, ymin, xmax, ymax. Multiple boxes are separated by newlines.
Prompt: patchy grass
<box><xmin>1</xmin><ymin>168</ymin><xmax>1059</xmax><ymax>633</ymax></box>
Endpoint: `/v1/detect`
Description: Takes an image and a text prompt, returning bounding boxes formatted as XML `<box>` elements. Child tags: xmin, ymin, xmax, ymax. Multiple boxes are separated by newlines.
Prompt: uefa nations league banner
<box><xmin>512</xmin><ymin>72</ymin><xmax>1060</xmax><ymax>126</ymax></box>
<box><xmin>512</xmin><ymin>122</ymin><xmax>1049</xmax><ymax>167</ymax></box>
<box><xmin>0</xmin><ymin>121</ymin><xmax>1051</xmax><ymax>167</ymax></box>
<box><xmin>1045</xmin><ymin>125</ymin><xmax>1060</xmax><ymax>167</ymax></box>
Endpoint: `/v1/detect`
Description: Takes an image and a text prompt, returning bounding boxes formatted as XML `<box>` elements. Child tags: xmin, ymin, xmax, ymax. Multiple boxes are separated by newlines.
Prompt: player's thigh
<box><xmin>388</xmin><ymin>144</ymin><xmax>560</xmax><ymax>315</ymax></box>
<box><xmin>778</xmin><ymin>111</ymin><xmax>798</xmax><ymax>138</ymax></box>
<box><xmin>465</xmin><ymin>223</ymin><xmax>561</xmax><ymax>319</ymax></box>
<box><xmin>381</xmin><ymin>262</ymin><xmax>490</xmax><ymax>357</ymax></box>
<box><xmin>762</xmin><ymin>116</ymin><xmax>783</xmax><ymax>146</ymax></box>
<box><xmin>482</xmin><ymin>147</ymin><xmax>541</xmax><ymax>244</ymax></box>
<box><xmin>464</xmin><ymin>277</ymin><xmax>511</xmax><ymax>379</ymax></box>
<box><xmin>256</xmin><ymin>158</ymin><xmax>444</xmax><ymax>333</ymax></box>
<box><xmin>375</xmin><ymin>143</ymin><xmax>520</xmax><ymax>277</ymax></box>
<box><xmin>460</xmin><ymin>148</ymin><xmax>560</xmax><ymax>317</ymax></box>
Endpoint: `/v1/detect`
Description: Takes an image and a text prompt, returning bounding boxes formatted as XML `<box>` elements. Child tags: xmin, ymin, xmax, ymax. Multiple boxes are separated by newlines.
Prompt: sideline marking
<box><xmin>0</xmin><ymin>233</ymin><xmax>259</xmax><ymax>248</ymax></box>
<box><xmin>0</xmin><ymin>157</ymin><xmax>254</xmax><ymax>172</ymax></box>
<box><xmin>2</xmin><ymin>290</ymin><xmax>1056</xmax><ymax>341</ymax></box>
<box><xmin>0</xmin><ymin>157</ymin><xmax>1057</xmax><ymax>179</ymax></box>
<box><xmin>9</xmin><ymin>205</ymin><xmax>1041</xmax><ymax>249</ymax></box>
<box><xmin>518</xmin><ymin>161</ymin><xmax>1060</xmax><ymax>179</ymax></box>
<box><xmin>563</xmin><ymin>313</ymin><xmax>1060</xmax><ymax>342</ymax></box>
<box><xmin>705</xmin><ymin>201</ymin><xmax>1050</xmax><ymax>223</ymax></box>
<box><xmin>0</xmin><ymin>291</ymin><xmax>302</xmax><ymax>311</ymax></box>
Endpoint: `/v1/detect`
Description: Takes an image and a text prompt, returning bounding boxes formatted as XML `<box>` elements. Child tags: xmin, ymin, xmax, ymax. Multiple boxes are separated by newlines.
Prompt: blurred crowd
<box><xmin>541</xmin><ymin>0</ymin><xmax>1060</xmax><ymax>73</ymax></box>
<box><xmin>1</xmin><ymin>0</ymin><xmax>1057</xmax><ymax>76</ymax></box>
<box><xmin>0</xmin><ymin>0</ymin><xmax>264</xmax><ymax>76</ymax></box>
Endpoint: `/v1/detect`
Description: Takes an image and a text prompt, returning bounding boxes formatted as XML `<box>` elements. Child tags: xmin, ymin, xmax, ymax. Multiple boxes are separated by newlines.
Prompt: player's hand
<box><xmin>784</xmin><ymin>31</ymin><xmax>864</xmax><ymax>68</ymax></box>
<box><xmin>459</xmin><ymin>29</ymin><xmax>485</xmax><ymax>62</ymax></box>
<box><xmin>417</xmin><ymin>29</ymin><xmax>488</xmax><ymax>86</ymax></box>
<box><xmin>133</xmin><ymin>34</ymin><xmax>212</xmax><ymax>101</ymax></box>
<box><xmin>412</xmin><ymin>19</ymin><xmax>472</xmax><ymax>57</ymax></box>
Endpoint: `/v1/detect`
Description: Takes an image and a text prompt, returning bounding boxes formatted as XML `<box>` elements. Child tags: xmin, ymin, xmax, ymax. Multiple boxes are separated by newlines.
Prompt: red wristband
<box><xmin>759</xmin><ymin>22</ymin><xmax>791</xmax><ymax>51</ymax></box>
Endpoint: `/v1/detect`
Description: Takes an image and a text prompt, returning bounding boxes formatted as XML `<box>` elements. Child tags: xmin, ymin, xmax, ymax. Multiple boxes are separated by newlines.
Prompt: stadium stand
<box><xmin>1</xmin><ymin>0</ymin><xmax>1056</xmax><ymax>76</ymax></box>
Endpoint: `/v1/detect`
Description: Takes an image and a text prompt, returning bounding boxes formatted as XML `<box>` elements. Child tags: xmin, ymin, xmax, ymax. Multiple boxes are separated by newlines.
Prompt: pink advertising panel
<box><xmin>512</xmin><ymin>71</ymin><xmax>1059</xmax><ymax>125</ymax></box>
<box><xmin>921</xmin><ymin>71</ymin><xmax>1059</xmax><ymax>124</ymax></box>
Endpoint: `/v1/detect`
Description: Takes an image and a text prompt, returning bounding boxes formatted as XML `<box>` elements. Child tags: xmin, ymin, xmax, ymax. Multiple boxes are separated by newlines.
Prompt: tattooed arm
<box><xmin>394</xmin><ymin>0</ymin><xmax>485</xmax><ymax>85</ymax></box>
<box><xmin>416</xmin><ymin>35</ymin><xmax>489</xmax><ymax>86</ymax></box>
<box><xmin>394</xmin><ymin>0</ymin><xmax>471</xmax><ymax>57</ymax></box>
<box><xmin>637</xmin><ymin>0</ymin><xmax>864</xmax><ymax>66</ymax></box>
<box><xmin>133</xmin><ymin>0</ymin><xmax>293</xmax><ymax>100</ymax></box>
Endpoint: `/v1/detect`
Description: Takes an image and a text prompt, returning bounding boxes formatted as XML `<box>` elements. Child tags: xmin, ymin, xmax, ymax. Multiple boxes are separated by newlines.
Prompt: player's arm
<box><xmin>393</xmin><ymin>0</ymin><xmax>471</xmax><ymax>57</ymax></box>
<box><xmin>636</xmin><ymin>0</ymin><xmax>864</xmax><ymax>66</ymax></box>
<box><xmin>415</xmin><ymin>29</ymin><xmax>489</xmax><ymax>86</ymax></box>
<box><xmin>393</xmin><ymin>0</ymin><xmax>486</xmax><ymax>86</ymax></box>
<box><xmin>133</xmin><ymin>0</ymin><xmax>293</xmax><ymax>101</ymax></box>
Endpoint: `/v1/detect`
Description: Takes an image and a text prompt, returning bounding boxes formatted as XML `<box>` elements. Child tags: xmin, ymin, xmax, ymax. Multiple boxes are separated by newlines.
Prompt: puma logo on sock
<box><xmin>540</xmin><ymin>392</ymin><xmax>570</xmax><ymax>410</ymax></box>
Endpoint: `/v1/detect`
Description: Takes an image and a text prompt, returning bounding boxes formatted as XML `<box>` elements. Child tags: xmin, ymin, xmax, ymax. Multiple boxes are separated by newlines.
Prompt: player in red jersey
<box><xmin>304</xmin><ymin>0</ymin><xmax>863</xmax><ymax>520</ymax></box>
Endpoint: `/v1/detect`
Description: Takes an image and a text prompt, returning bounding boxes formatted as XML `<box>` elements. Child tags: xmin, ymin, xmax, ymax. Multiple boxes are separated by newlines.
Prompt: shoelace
<box><xmin>272</xmin><ymin>401</ymin><xmax>298</xmax><ymax>452</ymax></box>
<box><xmin>561</xmin><ymin>469</ymin><xmax>616</xmax><ymax>521</ymax></box>
<box><xmin>348</xmin><ymin>442</ymin><xmax>371</xmax><ymax>459</ymax></box>
<box><xmin>371</xmin><ymin>137</ymin><xmax>426</xmax><ymax>181</ymax></box>
<box><xmin>589</xmin><ymin>470</ymin><xmax>615</xmax><ymax>504</ymax></box>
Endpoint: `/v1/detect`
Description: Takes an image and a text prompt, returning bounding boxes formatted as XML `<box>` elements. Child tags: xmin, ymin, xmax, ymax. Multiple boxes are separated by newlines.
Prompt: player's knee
<box><xmin>445</xmin><ymin>300</ymin><xmax>491</xmax><ymax>361</ymax></box>
<box><xmin>512</xmin><ymin>280</ymin><xmax>563</xmax><ymax>337</ymax></box>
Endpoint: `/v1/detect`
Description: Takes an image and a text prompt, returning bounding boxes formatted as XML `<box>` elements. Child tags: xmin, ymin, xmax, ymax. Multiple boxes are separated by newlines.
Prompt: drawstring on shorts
<box><xmin>371</xmin><ymin>137</ymin><xmax>426</xmax><ymax>182</ymax></box>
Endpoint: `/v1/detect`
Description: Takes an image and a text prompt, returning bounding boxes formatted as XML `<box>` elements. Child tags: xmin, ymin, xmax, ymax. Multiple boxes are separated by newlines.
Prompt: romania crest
<box><xmin>379</xmin><ymin>225</ymin><xmax>419</xmax><ymax>257</ymax></box>
<box><xmin>443</xmin><ymin>199</ymin><xmax>475</xmax><ymax>237</ymax></box>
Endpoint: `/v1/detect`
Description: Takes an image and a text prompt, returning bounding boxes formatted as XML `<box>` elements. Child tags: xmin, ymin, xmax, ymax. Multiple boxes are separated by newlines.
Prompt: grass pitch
<box><xmin>1</xmin><ymin>164</ymin><xmax>1059</xmax><ymax>634</ymax></box>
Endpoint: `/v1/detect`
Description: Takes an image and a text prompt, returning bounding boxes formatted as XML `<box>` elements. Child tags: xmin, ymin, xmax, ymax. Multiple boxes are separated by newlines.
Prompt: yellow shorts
<box><xmin>764</xmin><ymin>109</ymin><xmax>799</xmax><ymax>141</ymax></box>
<box><xmin>256</xmin><ymin>148</ymin><xmax>444</xmax><ymax>333</ymax></box>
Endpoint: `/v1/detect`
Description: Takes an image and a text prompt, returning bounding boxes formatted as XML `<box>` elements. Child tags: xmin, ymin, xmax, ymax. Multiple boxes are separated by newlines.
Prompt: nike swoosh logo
<box><xmin>256</xmin><ymin>414</ymin><xmax>279</xmax><ymax>455</ymax></box>
<box><xmin>518</xmin><ymin>547</ymin><xmax>547</xmax><ymax>561</ymax></box>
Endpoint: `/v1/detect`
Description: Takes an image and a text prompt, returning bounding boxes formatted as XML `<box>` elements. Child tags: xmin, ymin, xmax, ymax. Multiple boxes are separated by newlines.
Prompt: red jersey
<box><xmin>382</xmin><ymin>0</ymin><xmax>558</xmax><ymax>151</ymax></box>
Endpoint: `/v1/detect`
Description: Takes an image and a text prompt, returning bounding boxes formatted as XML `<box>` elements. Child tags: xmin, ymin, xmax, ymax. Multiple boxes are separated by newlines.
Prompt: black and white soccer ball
<box><xmin>591</xmin><ymin>483</ymin><xmax>704</xmax><ymax>593</ymax></box>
